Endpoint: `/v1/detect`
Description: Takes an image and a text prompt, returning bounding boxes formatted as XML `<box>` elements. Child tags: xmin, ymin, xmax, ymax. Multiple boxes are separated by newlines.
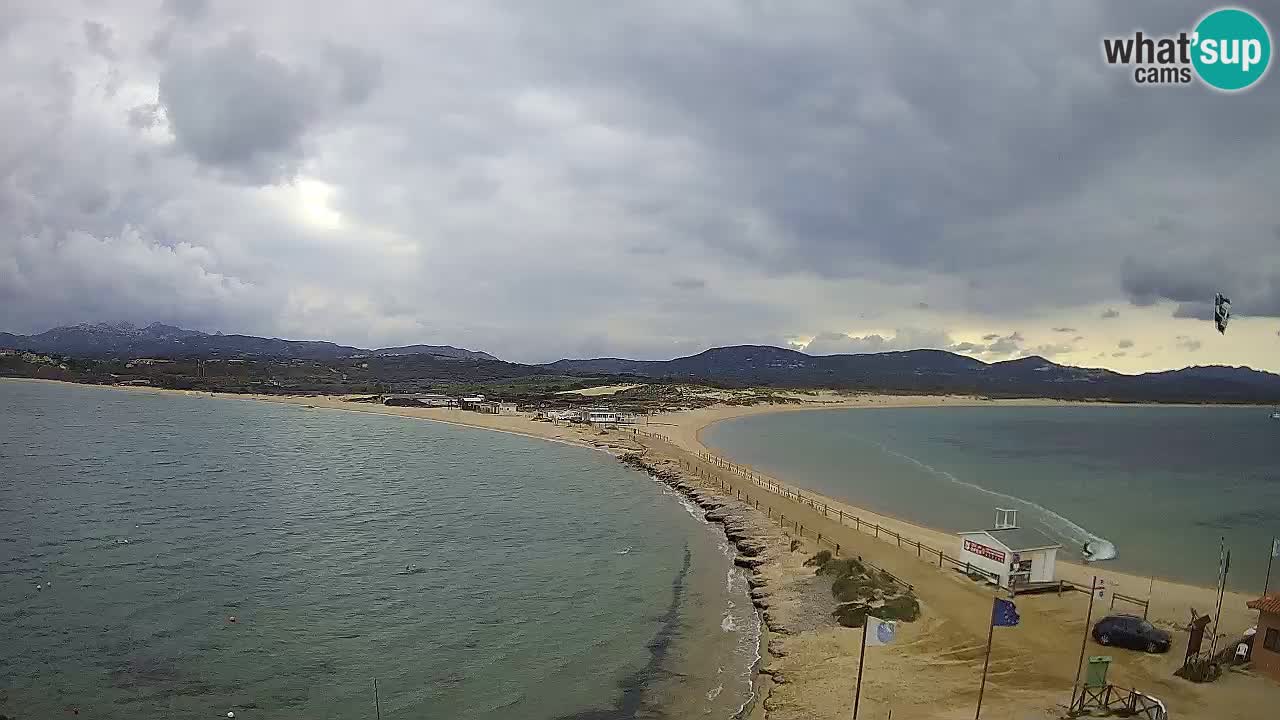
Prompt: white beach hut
<box><xmin>957</xmin><ymin>509</ymin><xmax>1061</xmax><ymax>591</ymax></box>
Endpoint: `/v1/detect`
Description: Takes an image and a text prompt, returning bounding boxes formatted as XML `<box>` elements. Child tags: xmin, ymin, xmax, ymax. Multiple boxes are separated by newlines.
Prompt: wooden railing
<box><xmin>654</xmin><ymin>447</ymin><xmax>1005</xmax><ymax>585</ymax></box>
<box><xmin>1072</xmin><ymin>685</ymin><xmax>1167</xmax><ymax>720</ymax></box>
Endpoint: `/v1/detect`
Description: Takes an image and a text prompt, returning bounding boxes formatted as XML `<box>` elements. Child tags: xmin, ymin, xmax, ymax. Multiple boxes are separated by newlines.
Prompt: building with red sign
<box><xmin>957</xmin><ymin>510</ymin><xmax>1061</xmax><ymax>590</ymax></box>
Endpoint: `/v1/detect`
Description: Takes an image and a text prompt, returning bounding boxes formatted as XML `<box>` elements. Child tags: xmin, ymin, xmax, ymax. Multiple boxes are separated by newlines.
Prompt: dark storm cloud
<box><xmin>157</xmin><ymin>34</ymin><xmax>380</xmax><ymax>184</ymax></box>
<box><xmin>163</xmin><ymin>0</ymin><xmax>209</xmax><ymax>22</ymax></box>
<box><xmin>1</xmin><ymin>1</ymin><xmax>1278</xmax><ymax>366</ymax></box>
<box><xmin>82</xmin><ymin>21</ymin><xmax>116</xmax><ymax>60</ymax></box>
<box><xmin>1122</xmin><ymin>256</ymin><xmax>1280</xmax><ymax>318</ymax></box>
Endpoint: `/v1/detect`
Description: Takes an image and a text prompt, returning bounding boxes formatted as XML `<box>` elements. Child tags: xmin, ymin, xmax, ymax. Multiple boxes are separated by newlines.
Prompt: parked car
<box><xmin>1092</xmin><ymin>614</ymin><xmax>1172</xmax><ymax>653</ymax></box>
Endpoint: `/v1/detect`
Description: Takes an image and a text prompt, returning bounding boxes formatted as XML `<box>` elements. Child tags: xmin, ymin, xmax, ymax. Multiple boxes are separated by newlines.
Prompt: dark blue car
<box><xmin>1092</xmin><ymin>614</ymin><xmax>1172</xmax><ymax>653</ymax></box>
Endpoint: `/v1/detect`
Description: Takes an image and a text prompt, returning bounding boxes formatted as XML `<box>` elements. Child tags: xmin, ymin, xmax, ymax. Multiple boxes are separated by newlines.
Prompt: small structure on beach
<box><xmin>1246</xmin><ymin>593</ymin><xmax>1280</xmax><ymax>682</ymax></box>
<box><xmin>957</xmin><ymin>509</ymin><xmax>1061</xmax><ymax>591</ymax></box>
<box><xmin>578</xmin><ymin>407</ymin><xmax>623</xmax><ymax>424</ymax></box>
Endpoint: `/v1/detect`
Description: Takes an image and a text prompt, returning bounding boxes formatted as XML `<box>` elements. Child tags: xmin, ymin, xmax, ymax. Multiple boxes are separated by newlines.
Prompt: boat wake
<box><xmin>865</xmin><ymin>440</ymin><xmax>1118</xmax><ymax>562</ymax></box>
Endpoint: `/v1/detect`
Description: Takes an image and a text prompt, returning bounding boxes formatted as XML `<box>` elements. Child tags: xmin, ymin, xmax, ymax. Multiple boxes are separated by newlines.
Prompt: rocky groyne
<box><xmin>619</xmin><ymin>452</ymin><xmax>806</xmax><ymax>716</ymax></box>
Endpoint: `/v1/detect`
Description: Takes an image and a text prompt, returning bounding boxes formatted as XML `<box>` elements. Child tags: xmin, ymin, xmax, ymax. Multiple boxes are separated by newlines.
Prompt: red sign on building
<box><xmin>963</xmin><ymin>538</ymin><xmax>1006</xmax><ymax>564</ymax></box>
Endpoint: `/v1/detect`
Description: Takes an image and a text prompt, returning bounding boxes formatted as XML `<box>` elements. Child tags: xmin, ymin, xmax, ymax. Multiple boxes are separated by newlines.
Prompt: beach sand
<box><xmin>16</xmin><ymin>379</ymin><xmax>1273</xmax><ymax>718</ymax></box>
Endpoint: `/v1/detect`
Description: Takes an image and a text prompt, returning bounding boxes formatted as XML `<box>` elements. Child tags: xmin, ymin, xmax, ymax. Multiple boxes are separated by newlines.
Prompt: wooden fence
<box><xmin>630</xmin><ymin>436</ymin><xmax>1153</xmax><ymax>616</ymax></box>
<box><xmin>677</xmin><ymin>449</ymin><xmax>1002</xmax><ymax>585</ymax></box>
<box><xmin>1072</xmin><ymin>685</ymin><xmax>1167</xmax><ymax>720</ymax></box>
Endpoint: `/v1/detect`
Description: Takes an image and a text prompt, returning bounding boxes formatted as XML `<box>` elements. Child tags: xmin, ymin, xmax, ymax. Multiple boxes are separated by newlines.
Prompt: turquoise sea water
<box><xmin>703</xmin><ymin>405</ymin><xmax>1280</xmax><ymax>592</ymax></box>
<box><xmin>0</xmin><ymin>380</ymin><xmax>756</xmax><ymax>720</ymax></box>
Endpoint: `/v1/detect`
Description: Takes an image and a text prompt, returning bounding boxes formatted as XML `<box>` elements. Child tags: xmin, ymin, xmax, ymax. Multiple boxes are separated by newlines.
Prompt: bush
<box><xmin>833</xmin><ymin>603</ymin><xmax>869</xmax><ymax>628</ymax></box>
<box><xmin>804</xmin><ymin>550</ymin><xmax>832</xmax><ymax>567</ymax></box>
<box><xmin>878</xmin><ymin>595</ymin><xmax>921</xmax><ymax>622</ymax></box>
<box><xmin>790</xmin><ymin>539</ymin><xmax>802</xmax><ymax>552</ymax></box>
<box><xmin>831</xmin><ymin>575</ymin><xmax>876</xmax><ymax>603</ymax></box>
<box><xmin>817</xmin><ymin>558</ymin><xmax>866</xmax><ymax>578</ymax></box>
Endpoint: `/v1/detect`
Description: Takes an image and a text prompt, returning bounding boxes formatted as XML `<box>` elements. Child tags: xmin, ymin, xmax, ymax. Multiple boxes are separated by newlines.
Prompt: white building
<box><xmin>957</xmin><ymin>509</ymin><xmax>1061</xmax><ymax>590</ymax></box>
<box><xmin>579</xmin><ymin>407</ymin><xmax>622</xmax><ymax>424</ymax></box>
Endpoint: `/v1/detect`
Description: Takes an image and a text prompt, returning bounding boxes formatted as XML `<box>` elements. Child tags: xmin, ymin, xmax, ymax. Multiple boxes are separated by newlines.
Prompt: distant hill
<box><xmin>373</xmin><ymin>344</ymin><xmax>498</xmax><ymax>361</ymax></box>
<box><xmin>0</xmin><ymin>323</ymin><xmax>497</xmax><ymax>362</ymax></box>
<box><xmin>546</xmin><ymin>345</ymin><xmax>1280</xmax><ymax>403</ymax></box>
<box><xmin>5</xmin><ymin>325</ymin><xmax>1280</xmax><ymax>403</ymax></box>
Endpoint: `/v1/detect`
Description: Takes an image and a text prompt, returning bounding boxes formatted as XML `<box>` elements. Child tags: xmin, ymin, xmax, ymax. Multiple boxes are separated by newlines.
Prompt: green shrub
<box><xmin>831</xmin><ymin>575</ymin><xmax>876</xmax><ymax>603</ymax></box>
<box><xmin>832</xmin><ymin>603</ymin><xmax>869</xmax><ymax>628</ymax></box>
<box><xmin>817</xmin><ymin>558</ymin><xmax>865</xmax><ymax>578</ymax></box>
<box><xmin>804</xmin><ymin>550</ymin><xmax>832</xmax><ymax>567</ymax></box>
<box><xmin>878</xmin><ymin>595</ymin><xmax>921</xmax><ymax>622</ymax></box>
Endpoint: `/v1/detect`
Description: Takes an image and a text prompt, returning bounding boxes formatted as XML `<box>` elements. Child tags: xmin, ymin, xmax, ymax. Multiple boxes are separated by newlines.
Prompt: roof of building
<box><xmin>959</xmin><ymin>526</ymin><xmax>1062</xmax><ymax>552</ymax></box>
<box><xmin>1247</xmin><ymin>594</ymin><xmax>1280</xmax><ymax>614</ymax></box>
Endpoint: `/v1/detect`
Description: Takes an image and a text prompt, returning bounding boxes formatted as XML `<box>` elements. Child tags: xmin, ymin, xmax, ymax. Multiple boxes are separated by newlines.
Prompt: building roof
<box><xmin>959</xmin><ymin>527</ymin><xmax>1062</xmax><ymax>552</ymax></box>
<box><xmin>1248</xmin><ymin>594</ymin><xmax>1280</xmax><ymax>614</ymax></box>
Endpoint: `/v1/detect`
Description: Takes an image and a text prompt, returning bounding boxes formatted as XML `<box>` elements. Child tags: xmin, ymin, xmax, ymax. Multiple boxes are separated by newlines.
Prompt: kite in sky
<box><xmin>1214</xmin><ymin>294</ymin><xmax>1231</xmax><ymax>334</ymax></box>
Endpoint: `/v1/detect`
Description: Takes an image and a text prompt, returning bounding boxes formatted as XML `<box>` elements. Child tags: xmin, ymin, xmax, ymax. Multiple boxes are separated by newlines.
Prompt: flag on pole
<box><xmin>992</xmin><ymin>598</ymin><xmax>1020</xmax><ymax>627</ymax></box>
<box><xmin>865</xmin><ymin>616</ymin><xmax>897</xmax><ymax>646</ymax></box>
<box><xmin>1271</xmin><ymin>538</ymin><xmax>1279</xmax><ymax>558</ymax></box>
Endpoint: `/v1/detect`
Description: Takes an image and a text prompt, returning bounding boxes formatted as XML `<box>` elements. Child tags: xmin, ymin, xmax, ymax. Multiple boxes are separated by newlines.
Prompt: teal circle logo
<box><xmin>1192</xmin><ymin>8</ymin><xmax>1271</xmax><ymax>91</ymax></box>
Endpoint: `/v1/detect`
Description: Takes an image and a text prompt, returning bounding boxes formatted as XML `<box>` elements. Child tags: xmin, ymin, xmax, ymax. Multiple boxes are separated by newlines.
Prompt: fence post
<box><xmin>939</xmin><ymin>550</ymin><xmax>944</xmax><ymax>568</ymax></box>
<box><xmin>838</xmin><ymin>509</ymin><xmax>844</xmax><ymax>525</ymax></box>
<box><xmin>875</xmin><ymin>525</ymin><xmax>879</xmax><ymax>539</ymax></box>
<box><xmin>917</xmin><ymin>542</ymin><xmax>921</xmax><ymax>558</ymax></box>
<box><xmin>897</xmin><ymin>535</ymin><xmax>902</xmax><ymax>548</ymax></box>
<box><xmin>835</xmin><ymin>543</ymin><xmax>840</xmax><ymax>556</ymax></box>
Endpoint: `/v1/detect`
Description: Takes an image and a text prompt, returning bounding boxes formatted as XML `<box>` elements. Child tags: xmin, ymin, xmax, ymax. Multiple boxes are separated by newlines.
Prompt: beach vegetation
<box><xmin>808</xmin><ymin>552</ymin><xmax>920</xmax><ymax>627</ymax></box>
<box><xmin>803</xmin><ymin>550</ymin><xmax>832</xmax><ymax>567</ymax></box>
<box><xmin>789</xmin><ymin>539</ymin><xmax>802</xmax><ymax>552</ymax></box>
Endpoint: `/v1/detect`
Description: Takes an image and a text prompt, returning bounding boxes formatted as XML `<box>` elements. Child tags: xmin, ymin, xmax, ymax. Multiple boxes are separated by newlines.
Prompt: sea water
<box><xmin>703</xmin><ymin>405</ymin><xmax>1279</xmax><ymax>592</ymax></box>
<box><xmin>0</xmin><ymin>380</ymin><xmax>756</xmax><ymax>719</ymax></box>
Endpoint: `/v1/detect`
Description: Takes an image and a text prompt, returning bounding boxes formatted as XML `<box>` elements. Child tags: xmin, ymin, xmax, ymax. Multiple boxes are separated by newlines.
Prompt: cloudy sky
<box><xmin>2</xmin><ymin>1</ymin><xmax>1278</xmax><ymax>370</ymax></box>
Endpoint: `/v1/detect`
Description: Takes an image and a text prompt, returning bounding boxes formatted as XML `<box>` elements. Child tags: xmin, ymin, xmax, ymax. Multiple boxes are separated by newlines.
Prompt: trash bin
<box><xmin>1086</xmin><ymin>656</ymin><xmax>1112</xmax><ymax>688</ymax></box>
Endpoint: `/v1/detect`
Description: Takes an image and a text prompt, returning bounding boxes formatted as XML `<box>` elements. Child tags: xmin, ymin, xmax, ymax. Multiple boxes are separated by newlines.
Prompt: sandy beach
<box><xmin>13</xmin><ymin>379</ymin><xmax>1273</xmax><ymax>718</ymax></box>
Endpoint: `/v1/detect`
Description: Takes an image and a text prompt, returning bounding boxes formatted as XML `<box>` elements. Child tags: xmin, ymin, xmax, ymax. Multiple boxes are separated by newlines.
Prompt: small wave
<box><xmin>706</xmin><ymin>684</ymin><xmax>723</xmax><ymax>701</ymax></box>
<box><xmin>615</xmin><ymin>546</ymin><xmax>633</xmax><ymax>555</ymax></box>
<box><xmin>865</xmin><ymin>439</ymin><xmax>1117</xmax><ymax>560</ymax></box>
<box><xmin>721</xmin><ymin>612</ymin><xmax>739</xmax><ymax>633</ymax></box>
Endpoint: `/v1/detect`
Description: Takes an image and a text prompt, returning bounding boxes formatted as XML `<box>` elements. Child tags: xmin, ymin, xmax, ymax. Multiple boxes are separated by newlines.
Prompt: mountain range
<box><xmin>0</xmin><ymin>323</ymin><xmax>497</xmax><ymax>362</ymax></box>
<box><xmin>4</xmin><ymin>323</ymin><xmax>1280</xmax><ymax>403</ymax></box>
<box><xmin>548</xmin><ymin>344</ymin><xmax>1280</xmax><ymax>402</ymax></box>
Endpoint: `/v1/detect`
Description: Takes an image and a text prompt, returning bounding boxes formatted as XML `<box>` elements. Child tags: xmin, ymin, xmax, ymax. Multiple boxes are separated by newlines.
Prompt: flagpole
<box><xmin>853</xmin><ymin>619</ymin><xmax>868</xmax><ymax>720</ymax></box>
<box><xmin>1208</xmin><ymin>540</ymin><xmax>1228</xmax><ymax>661</ymax></box>
<box><xmin>1069</xmin><ymin>575</ymin><xmax>1099</xmax><ymax>712</ymax></box>
<box><xmin>1210</xmin><ymin>545</ymin><xmax>1230</xmax><ymax>658</ymax></box>
<box><xmin>975</xmin><ymin>597</ymin><xmax>997</xmax><ymax>720</ymax></box>
<box><xmin>1265</xmin><ymin>537</ymin><xmax>1276</xmax><ymax>597</ymax></box>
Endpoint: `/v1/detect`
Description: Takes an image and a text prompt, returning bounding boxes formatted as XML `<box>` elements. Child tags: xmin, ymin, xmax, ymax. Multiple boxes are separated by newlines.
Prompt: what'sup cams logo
<box><xmin>1103</xmin><ymin>7</ymin><xmax>1271</xmax><ymax>91</ymax></box>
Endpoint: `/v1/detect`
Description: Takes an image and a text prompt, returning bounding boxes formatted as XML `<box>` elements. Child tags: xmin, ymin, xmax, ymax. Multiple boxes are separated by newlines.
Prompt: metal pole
<box><xmin>1070</xmin><ymin>576</ymin><xmax>1098</xmax><ymax>711</ymax></box>
<box><xmin>975</xmin><ymin>597</ymin><xmax>996</xmax><ymax>720</ymax></box>
<box><xmin>853</xmin><ymin>620</ymin><xmax>869</xmax><ymax>719</ymax></box>
<box><xmin>374</xmin><ymin>678</ymin><xmax>382</xmax><ymax>720</ymax></box>
<box><xmin>1265</xmin><ymin>537</ymin><xmax>1276</xmax><ymax>597</ymax></box>
<box><xmin>1209</xmin><ymin>549</ymin><xmax>1229</xmax><ymax>658</ymax></box>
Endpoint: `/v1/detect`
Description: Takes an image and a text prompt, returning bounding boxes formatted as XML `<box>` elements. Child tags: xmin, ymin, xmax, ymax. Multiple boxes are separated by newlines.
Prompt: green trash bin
<box><xmin>1085</xmin><ymin>656</ymin><xmax>1112</xmax><ymax>688</ymax></box>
